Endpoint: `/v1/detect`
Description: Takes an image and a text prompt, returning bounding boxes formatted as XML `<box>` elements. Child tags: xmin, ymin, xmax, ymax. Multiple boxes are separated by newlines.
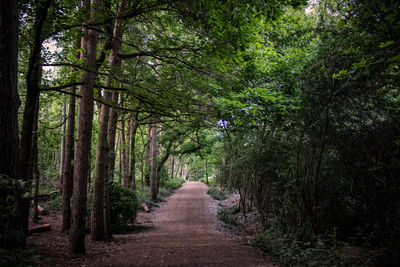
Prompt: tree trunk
<box><xmin>128</xmin><ymin>116</ymin><xmax>139</xmax><ymax>190</ymax></box>
<box><xmin>107</xmin><ymin>91</ymin><xmax>119</xmax><ymax>180</ymax></box>
<box><xmin>61</xmin><ymin>39</ymin><xmax>80</xmax><ymax>232</ymax></box>
<box><xmin>120</xmin><ymin>116</ymin><xmax>126</xmax><ymax>185</ymax></box>
<box><xmin>59</xmin><ymin>94</ymin><xmax>66</xmax><ymax>192</ymax></box>
<box><xmin>31</xmin><ymin>99</ymin><xmax>40</xmax><ymax>223</ymax></box>
<box><xmin>205</xmin><ymin>159</ymin><xmax>209</xmax><ymax>185</ymax></box>
<box><xmin>0</xmin><ymin>0</ymin><xmax>19</xmax><ymax>180</ymax></box>
<box><xmin>150</xmin><ymin>120</ymin><xmax>158</xmax><ymax>201</ymax></box>
<box><xmin>170</xmin><ymin>156</ymin><xmax>175</xmax><ymax>179</ymax></box>
<box><xmin>104</xmin><ymin>0</ymin><xmax>127</xmax><ymax>237</ymax></box>
<box><xmin>91</xmin><ymin>91</ymin><xmax>110</xmax><ymax>241</ymax></box>
<box><xmin>125</xmin><ymin>115</ymin><xmax>132</xmax><ymax>185</ymax></box>
<box><xmin>18</xmin><ymin>0</ymin><xmax>52</xmax><ymax>237</ymax></box>
<box><xmin>145</xmin><ymin>124</ymin><xmax>152</xmax><ymax>186</ymax></box>
<box><xmin>0</xmin><ymin>0</ymin><xmax>23</xmax><ymax>249</ymax></box>
<box><xmin>70</xmin><ymin>0</ymin><xmax>99</xmax><ymax>253</ymax></box>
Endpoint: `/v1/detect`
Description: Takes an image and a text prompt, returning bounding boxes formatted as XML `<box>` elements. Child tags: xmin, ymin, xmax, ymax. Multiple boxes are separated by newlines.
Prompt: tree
<box><xmin>61</xmin><ymin>40</ymin><xmax>80</xmax><ymax>232</ymax></box>
<box><xmin>18</xmin><ymin>0</ymin><xmax>52</xmax><ymax>235</ymax></box>
<box><xmin>70</xmin><ymin>0</ymin><xmax>99</xmax><ymax>253</ymax></box>
<box><xmin>150</xmin><ymin>120</ymin><xmax>158</xmax><ymax>201</ymax></box>
<box><xmin>0</xmin><ymin>0</ymin><xmax>24</xmax><ymax>249</ymax></box>
<box><xmin>91</xmin><ymin>0</ymin><xmax>127</xmax><ymax>240</ymax></box>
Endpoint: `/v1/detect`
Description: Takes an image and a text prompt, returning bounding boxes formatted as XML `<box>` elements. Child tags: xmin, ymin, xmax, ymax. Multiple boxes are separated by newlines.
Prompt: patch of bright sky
<box><xmin>42</xmin><ymin>38</ymin><xmax>60</xmax><ymax>81</ymax></box>
<box><xmin>305</xmin><ymin>0</ymin><xmax>317</xmax><ymax>14</ymax></box>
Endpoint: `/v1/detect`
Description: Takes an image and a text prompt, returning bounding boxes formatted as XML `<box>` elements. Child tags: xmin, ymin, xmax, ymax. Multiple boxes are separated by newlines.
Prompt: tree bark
<box><xmin>205</xmin><ymin>159</ymin><xmax>209</xmax><ymax>185</ymax></box>
<box><xmin>59</xmin><ymin>94</ymin><xmax>66</xmax><ymax>191</ymax></box>
<box><xmin>125</xmin><ymin>114</ymin><xmax>132</xmax><ymax>185</ymax></box>
<box><xmin>107</xmin><ymin>90</ymin><xmax>119</xmax><ymax>180</ymax></box>
<box><xmin>61</xmin><ymin>40</ymin><xmax>80</xmax><ymax>232</ymax></box>
<box><xmin>128</xmin><ymin>116</ymin><xmax>139</xmax><ymax>190</ymax></box>
<box><xmin>120</xmin><ymin>115</ymin><xmax>126</xmax><ymax>185</ymax></box>
<box><xmin>91</xmin><ymin>91</ymin><xmax>110</xmax><ymax>241</ymax></box>
<box><xmin>150</xmin><ymin>120</ymin><xmax>158</xmax><ymax>201</ymax></box>
<box><xmin>103</xmin><ymin>1</ymin><xmax>127</xmax><ymax>238</ymax></box>
<box><xmin>145</xmin><ymin>124</ymin><xmax>152</xmax><ymax>186</ymax></box>
<box><xmin>31</xmin><ymin>98</ymin><xmax>40</xmax><ymax>223</ymax></box>
<box><xmin>18</xmin><ymin>0</ymin><xmax>52</xmax><ymax>236</ymax></box>
<box><xmin>0</xmin><ymin>0</ymin><xmax>19</xmax><ymax>179</ymax></box>
<box><xmin>70</xmin><ymin>0</ymin><xmax>99</xmax><ymax>253</ymax></box>
<box><xmin>170</xmin><ymin>156</ymin><xmax>175</xmax><ymax>179</ymax></box>
<box><xmin>0</xmin><ymin>0</ymin><xmax>23</xmax><ymax>249</ymax></box>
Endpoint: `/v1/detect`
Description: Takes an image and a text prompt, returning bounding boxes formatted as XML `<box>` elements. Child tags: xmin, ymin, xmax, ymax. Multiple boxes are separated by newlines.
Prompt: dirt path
<box><xmin>102</xmin><ymin>182</ymin><xmax>273</xmax><ymax>266</ymax></box>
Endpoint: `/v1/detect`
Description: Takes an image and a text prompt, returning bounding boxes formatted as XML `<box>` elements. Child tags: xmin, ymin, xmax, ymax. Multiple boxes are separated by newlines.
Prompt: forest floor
<box><xmin>27</xmin><ymin>182</ymin><xmax>278</xmax><ymax>266</ymax></box>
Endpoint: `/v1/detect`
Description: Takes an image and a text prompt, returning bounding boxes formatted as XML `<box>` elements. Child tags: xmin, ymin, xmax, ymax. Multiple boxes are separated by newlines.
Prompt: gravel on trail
<box><xmin>101</xmin><ymin>181</ymin><xmax>273</xmax><ymax>266</ymax></box>
<box><xmin>28</xmin><ymin>182</ymin><xmax>277</xmax><ymax>266</ymax></box>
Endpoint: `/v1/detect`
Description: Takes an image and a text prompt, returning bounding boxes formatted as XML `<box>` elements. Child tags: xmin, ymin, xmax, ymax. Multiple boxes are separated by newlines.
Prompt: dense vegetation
<box><xmin>0</xmin><ymin>0</ymin><xmax>399</xmax><ymax>265</ymax></box>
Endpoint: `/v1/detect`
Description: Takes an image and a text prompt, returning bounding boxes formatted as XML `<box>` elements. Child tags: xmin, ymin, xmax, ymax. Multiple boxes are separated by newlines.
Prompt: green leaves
<box><xmin>379</xmin><ymin>40</ymin><xmax>394</xmax><ymax>48</ymax></box>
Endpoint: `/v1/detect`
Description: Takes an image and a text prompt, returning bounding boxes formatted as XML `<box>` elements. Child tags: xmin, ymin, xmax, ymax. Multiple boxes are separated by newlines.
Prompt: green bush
<box><xmin>207</xmin><ymin>187</ymin><xmax>227</xmax><ymax>200</ymax></box>
<box><xmin>217</xmin><ymin>206</ymin><xmax>239</xmax><ymax>225</ymax></box>
<box><xmin>158</xmin><ymin>186</ymin><xmax>173</xmax><ymax>199</ymax></box>
<box><xmin>41</xmin><ymin>193</ymin><xmax>62</xmax><ymax>214</ymax></box>
<box><xmin>248</xmin><ymin>229</ymin><xmax>368</xmax><ymax>266</ymax></box>
<box><xmin>135</xmin><ymin>186</ymin><xmax>151</xmax><ymax>205</ymax></box>
<box><xmin>161</xmin><ymin>178</ymin><xmax>186</xmax><ymax>191</ymax></box>
<box><xmin>109</xmin><ymin>182</ymin><xmax>139</xmax><ymax>234</ymax></box>
<box><xmin>87</xmin><ymin>181</ymin><xmax>138</xmax><ymax>234</ymax></box>
<box><xmin>199</xmin><ymin>177</ymin><xmax>216</xmax><ymax>186</ymax></box>
<box><xmin>0</xmin><ymin>175</ymin><xmax>26</xmax><ymax>250</ymax></box>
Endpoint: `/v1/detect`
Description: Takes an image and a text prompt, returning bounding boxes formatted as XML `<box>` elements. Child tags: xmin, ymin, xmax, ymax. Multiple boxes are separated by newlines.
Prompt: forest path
<box><xmin>102</xmin><ymin>181</ymin><xmax>272</xmax><ymax>266</ymax></box>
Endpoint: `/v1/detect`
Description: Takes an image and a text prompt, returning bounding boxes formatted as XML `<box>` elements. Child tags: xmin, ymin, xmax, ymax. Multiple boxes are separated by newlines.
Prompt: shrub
<box><xmin>157</xmin><ymin>186</ymin><xmax>173</xmax><ymax>199</ymax></box>
<box><xmin>199</xmin><ymin>177</ymin><xmax>216</xmax><ymax>186</ymax></box>
<box><xmin>249</xmin><ymin>229</ymin><xmax>352</xmax><ymax>266</ymax></box>
<box><xmin>0</xmin><ymin>175</ymin><xmax>26</xmax><ymax>250</ymax></box>
<box><xmin>207</xmin><ymin>187</ymin><xmax>227</xmax><ymax>200</ymax></box>
<box><xmin>87</xmin><ymin>181</ymin><xmax>139</xmax><ymax>234</ymax></box>
<box><xmin>109</xmin><ymin>182</ymin><xmax>139</xmax><ymax>234</ymax></box>
<box><xmin>0</xmin><ymin>246</ymin><xmax>37</xmax><ymax>267</ymax></box>
<box><xmin>41</xmin><ymin>193</ymin><xmax>62</xmax><ymax>214</ymax></box>
<box><xmin>161</xmin><ymin>178</ymin><xmax>186</xmax><ymax>191</ymax></box>
<box><xmin>135</xmin><ymin>186</ymin><xmax>150</xmax><ymax>205</ymax></box>
<box><xmin>217</xmin><ymin>206</ymin><xmax>239</xmax><ymax>225</ymax></box>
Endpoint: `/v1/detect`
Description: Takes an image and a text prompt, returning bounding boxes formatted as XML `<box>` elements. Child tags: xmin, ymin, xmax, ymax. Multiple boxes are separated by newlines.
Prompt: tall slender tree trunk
<box><xmin>125</xmin><ymin>115</ymin><xmax>132</xmax><ymax>185</ymax></box>
<box><xmin>170</xmin><ymin>156</ymin><xmax>175</xmax><ymax>179</ymax></box>
<box><xmin>59</xmin><ymin>94</ymin><xmax>66</xmax><ymax>191</ymax></box>
<box><xmin>18</xmin><ymin>0</ymin><xmax>52</xmax><ymax>236</ymax></box>
<box><xmin>31</xmin><ymin>88</ymin><xmax>40</xmax><ymax>223</ymax></box>
<box><xmin>150</xmin><ymin>120</ymin><xmax>158</xmax><ymax>201</ymax></box>
<box><xmin>70</xmin><ymin>0</ymin><xmax>99</xmax><ymax>253</ymax></box>
<box><xmin>107</xmin><ymin>91</ymin><xmax>119</xmax><ymax>180</ymax></box>
<box><xmin>120</xmin><ymin>116</ymin><xmax>126</xmax><ymax>185</ymax></box>
<box><xmin>61</xmin><ymin>38</ymin><xmax>80</xmax><ymax>232</ymax></box>
<box><xmin>145</xmin><ymin>124</ymin><xmax>152</xmax><ymax>186</ymax></box>
<box><xmin>104</xmin><ymin>1</ymin><xmax>127</xmax><ymax>238</ymax></box>
<box><xmin>128</xmin><ymin>116</ymin><xmax>139</xmax><ymax>190</ymax></box>
<box><xmin>91</xmin><ymin>90</ymin><xmax>110</xmax><ymax>241</ymax></box>
<box><xmin>205</xmin><ymin>159</ymin><xmax>209</xmax><ymax>185</ymax></box>
<box><xmin>139</xmin><ymin>129</ymin><xmax>146</xmax><ymax>188</ymax></box>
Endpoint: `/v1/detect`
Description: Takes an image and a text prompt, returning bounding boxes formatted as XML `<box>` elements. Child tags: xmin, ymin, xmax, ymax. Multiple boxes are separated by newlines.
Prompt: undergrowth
<box><xmin>0</xmin><ymin>246</ymin><xmax>38</xmax><ymax>267</ymax></box>
<box><xmin>199</xmin><ymin>177</ymin><xmax>216</xmax><ymax>186</ymax></box>
<box><xmin>217</xmin><ymin>206</ymin><xmax>240</xmax><ymax>225</ymax></box>
<box><xmin>207</xmin><ymin>186</ymin><xmax>227</xmax><ymax>200</ymax></box>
